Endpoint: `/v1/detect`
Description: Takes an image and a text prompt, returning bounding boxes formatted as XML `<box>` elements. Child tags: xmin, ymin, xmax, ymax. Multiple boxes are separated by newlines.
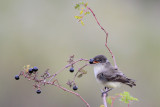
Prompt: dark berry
<box><xmin>15</xmin><ymin>75</ymin><xmax>20</xmax><ymax>80</ymax></box>
<box><xmin>36</xmin><ymin>90</ymin><xmax>41</xmax><ymax>94</ymax></box>
<box><xmin>73</xmin><ymin>85</ymin><xmax>78</xmax><ymax>91</ymax></box>
<box><xmin>89</xmin><ymin>59</ymin><xmax>94</xmax><ymax>64</ymax></box>
<box><xmin>33</xmin><ymin>66</ymin><xmax>38</xmax><ymax>72</ymax></box>
<box><xmin>69</xmin><ymin>67</ymin><xmax>74</xmax><ymax>72</ymax></box>
<box><xmin>28</xmin><ymin>68</ymin><xmax>33</xmax><ymax>73</ymax></box>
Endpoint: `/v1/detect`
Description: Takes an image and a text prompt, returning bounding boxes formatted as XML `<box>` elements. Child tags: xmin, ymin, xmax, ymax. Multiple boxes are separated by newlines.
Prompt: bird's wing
<box><xmin>97</xmin><ymin>67</ymin><xmax>136</xmax><ymax>87</ymax></box>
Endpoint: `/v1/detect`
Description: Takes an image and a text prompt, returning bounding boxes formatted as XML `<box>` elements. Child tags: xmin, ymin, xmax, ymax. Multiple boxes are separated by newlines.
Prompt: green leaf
<box><xmin>107</xmin><ymin>97</ymin><xmax>112</xmax><ymax>105</ymax></box>
<box><xmin>119</xmin><ymin>91</ymin><xmax>138</xmax><ymax>104</ymax></box>
<box><xmin>75</xmin><ymin>4</ymin><xmax>80</xmax><ymax>9</ymax></box>
<box><xmin>123</xmin><ymin>91</ymin><xmax>130</xmax><ymax>96</ymax></box>
<box><xmin>100</xmin><ymin>105</ymin><xmax>105</xmax><ymax>107</ymax></box>
<box><xmin>80</xmin><ymin>2</ymin><xmax>84</xmax><ymax>5</ymax></box>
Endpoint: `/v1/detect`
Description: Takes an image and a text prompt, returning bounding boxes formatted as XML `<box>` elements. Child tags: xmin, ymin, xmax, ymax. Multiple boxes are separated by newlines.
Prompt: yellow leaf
<box><xmin>74</xmin><ymin>16</ymin><xmax>82</xmax><ymax>19</ymax></box>
<box><xmin>80</xmin><ymin>10</ymin><xmax>83</xmax><ymax>15</ymax></box>
<box><xmin>74</xmin><ymin>16</ymin><xmax>79</xmax><ymax>19</ymax></box>
<box><xmin>81</xmin><ymin>20</ymin><xmax>84</xmax><ymax>25</ymax></box>
<box><xmin>24</xmin><ymin>65</ymin><xmax>30</xmax><ymax>73</ymax></box>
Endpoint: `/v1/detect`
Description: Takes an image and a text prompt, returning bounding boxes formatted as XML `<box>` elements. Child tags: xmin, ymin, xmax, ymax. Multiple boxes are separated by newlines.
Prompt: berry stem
<box><xmin>72</xmin><ymin>63</ymin><xmax>89</xmax><ymax>83</ymax></box>
<box><xmin>48</xmin><ymin>58</ymin><xmax>89</xmax><ymax>83</ymax></box>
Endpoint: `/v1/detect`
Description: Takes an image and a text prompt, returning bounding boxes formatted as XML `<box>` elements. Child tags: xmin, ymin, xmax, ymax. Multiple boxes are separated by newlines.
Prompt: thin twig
<box><xmin>72</xmin><ymin>63</ymin><xmax>89</xmax><ymax>83</ymax></box>
<box><xmin>111</xmin><ymin>98</ymin><xmax>115</xmax><ymax>107</ymax></box>
<box><xmin>86</xmin><ymin>6</ymin><xmax>118</xmax><ymax>69</ymax></box>
<box><xmin>53</xmin><ymin>83</ymin><xmax>90</xmax><ymax>107</ymax></box>
<box><xmin>48</xmin><ymin>58</ymin><xmax>89</xmax><ymax>82</ymax></box>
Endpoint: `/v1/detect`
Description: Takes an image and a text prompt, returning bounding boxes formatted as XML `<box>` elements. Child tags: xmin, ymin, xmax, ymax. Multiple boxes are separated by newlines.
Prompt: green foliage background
<box><xmin>0</xmin><ymin>0</ymin><xmax>160</xmax><ymax>107</ymax></box>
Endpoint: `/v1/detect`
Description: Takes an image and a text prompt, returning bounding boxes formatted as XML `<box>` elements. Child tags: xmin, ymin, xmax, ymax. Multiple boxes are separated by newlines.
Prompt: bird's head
<box><xmin>89</xmin><ymin>55</ymin><xmax>107</xmax><ymax>64</ymax></box>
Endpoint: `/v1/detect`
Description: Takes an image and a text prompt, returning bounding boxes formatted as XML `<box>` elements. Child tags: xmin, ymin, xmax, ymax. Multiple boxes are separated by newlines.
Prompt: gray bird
<box><xmin>90</xmin><ymin>55</ymin><xmax>136</xmax><ymax>90</ymax></box>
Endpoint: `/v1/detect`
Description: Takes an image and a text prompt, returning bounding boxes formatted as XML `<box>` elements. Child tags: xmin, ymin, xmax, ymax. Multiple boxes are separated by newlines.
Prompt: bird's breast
<box><xmin>94</xmin><ymin>64</ymin><xmax>104</xmax><ymax>78</ymax></box>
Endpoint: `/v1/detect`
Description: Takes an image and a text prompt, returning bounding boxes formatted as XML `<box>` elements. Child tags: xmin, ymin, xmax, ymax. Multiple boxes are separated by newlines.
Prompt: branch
<box><xmin>103</xmin><ymin>93</ymin><xmax>108</xmax><ymax>107</ymax></box>
<box><xmin>16</xmin><ymin>57</ymin><xmax>90</xmax><ymax>107</ymax></box>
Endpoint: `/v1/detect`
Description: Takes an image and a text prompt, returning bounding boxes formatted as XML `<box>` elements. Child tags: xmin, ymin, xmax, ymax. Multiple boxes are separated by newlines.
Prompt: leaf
<box><xmin>133</xmin><ymin>98</ymin><xmax>138</xmax><ymax>101</ymax></box>
<box><xmin>107</xmin><ymin>97</ymin><xmax>112</xmax><ymax>105</ymax></box>
<box><xmin>23</xmin><ymin>65</ymin><xmax>31</xmax><ymax>73</ymax></box>
<box><xmin>80</xmin><ymin>10</ymin><xmax>83</xmax><ymax>15</ymax></box>
<box><xmin>81</xmin><ymin>20</ymin><xmax>84</xmax><ymax>25</ymax></box>
<box><xmin>74</xmin><ymin>16</ymin><xmax>82</xmax><ymax>19</ymax></box>
<box><xmin>85</xmin><ymin>11</ymin><xmax>90</xmax><ymax>15</ymax></box>
<box><xmin>80</xmin><ymin>2</ymin><xmax>84</xmax><ymax>5</ymax></box>
<box><xmin>78</xmin><ymin>74</ymin><xmax>83</xmax><ymax>78</ymax></box>
<box><xmin>100</xmin><ymin>105</ymin><xmax>105</xmax><ymax>107</ymax></box>
<box><xmin>119</xmin><ymin>91</ymin><xmax>138</xmax><ymax>104</ymax></box>
<box><xmin>84</xmin><ymin>3</ymin><xmax>88</xmax><ymax>7</ymax></box>
<box><xmin>123</xmin><ymin>91</ymin><xmax>130</xmax><ymax>96</ymax></box>
<box><xmin>75</xmin><ymin>4</ymin><xmax>80</xmax><ymax>9</ymax></box>
<box><xmin>79</xmin><ymin>69</ymin><xmax>87</xmax><ymax>74</ymax></box>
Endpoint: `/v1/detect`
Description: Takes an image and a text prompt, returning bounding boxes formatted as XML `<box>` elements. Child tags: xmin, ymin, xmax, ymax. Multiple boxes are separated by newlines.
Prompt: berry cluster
<box><xmin>15</xmin><ymin>66</ymin><xmax>41</xmax><ymax>94</ymax></box>
<box><xmin>29</xmin><ymin>66</ymin><xmax>38</xmax><ymax>73</ymax></box>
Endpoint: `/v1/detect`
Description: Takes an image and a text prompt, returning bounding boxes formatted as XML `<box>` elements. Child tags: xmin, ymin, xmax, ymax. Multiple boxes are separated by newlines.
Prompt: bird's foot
<box><xmin>101</xmin><ymin>87</ymin><xmax>113</xmax><ymax>97</ymax></box>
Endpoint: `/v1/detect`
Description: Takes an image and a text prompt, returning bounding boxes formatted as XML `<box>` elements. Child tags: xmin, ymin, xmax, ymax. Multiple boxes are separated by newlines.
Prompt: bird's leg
<box><xmin>101</xmin><ymin>87</ymin><xmax>113</xmax><ymax>97</ymax></box>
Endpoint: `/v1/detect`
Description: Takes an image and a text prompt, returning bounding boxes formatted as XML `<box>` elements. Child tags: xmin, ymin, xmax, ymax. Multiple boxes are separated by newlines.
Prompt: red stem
<box><xmin>111</xmin><ymin>98</ymin><xmax>115</xmax><ymax>107</ymax></box>
<box><xmin>86</xmin><ymin>6</ymin><xmax>118</xmax><ymax>69</ymax></box>
<box><xmin>53</xmin><ymin>83</ymin><xmax>90</xmax><ymax>107</ymax></box>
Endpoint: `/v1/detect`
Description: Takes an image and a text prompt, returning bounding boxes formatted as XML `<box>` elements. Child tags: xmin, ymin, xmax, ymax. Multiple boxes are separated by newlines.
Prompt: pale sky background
<box><xmin>0</xmin><ymin>0</ymin><xmax>160</xmax><ymax>107</ymax></box>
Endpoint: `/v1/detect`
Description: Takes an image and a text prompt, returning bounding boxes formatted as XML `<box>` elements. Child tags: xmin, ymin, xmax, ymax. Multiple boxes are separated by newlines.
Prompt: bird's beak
<box><xmin>93</xmin><ymin>61</ymin><xmax>99</xmax><ymax>64</ymax></box>
<box><xmin>89</xmin><ymin>59</ymin><xmax>99</xmax><ymax>64</ymax></box>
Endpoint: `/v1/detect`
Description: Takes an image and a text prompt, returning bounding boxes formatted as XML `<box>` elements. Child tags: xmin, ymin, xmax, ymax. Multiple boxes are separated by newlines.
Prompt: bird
<box><xmin>89</xmin><ymin>55</ymin><xmax>136</xmax><ymax>92</ymax></box>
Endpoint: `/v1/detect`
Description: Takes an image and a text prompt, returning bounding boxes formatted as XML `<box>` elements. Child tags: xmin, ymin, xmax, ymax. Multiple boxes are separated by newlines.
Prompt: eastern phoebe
<box><xmin>90</xmin><ymin>55</ymin><xmax>136</xmax><ymax>90</ymax></box>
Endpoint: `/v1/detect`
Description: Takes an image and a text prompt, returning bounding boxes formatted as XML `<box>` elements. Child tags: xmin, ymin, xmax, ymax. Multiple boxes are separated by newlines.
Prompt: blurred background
<box><xmin>0</xmin><ymin>0</ymin><xmax>160</xmax><ymax>107</ymax></box>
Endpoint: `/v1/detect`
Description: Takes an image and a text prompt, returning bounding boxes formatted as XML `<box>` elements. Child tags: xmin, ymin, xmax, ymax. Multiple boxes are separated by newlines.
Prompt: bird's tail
<box><xmin>125</xmin><ymin>78</ymin><xmax>136</xmax><ymax>88</ymax></box>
